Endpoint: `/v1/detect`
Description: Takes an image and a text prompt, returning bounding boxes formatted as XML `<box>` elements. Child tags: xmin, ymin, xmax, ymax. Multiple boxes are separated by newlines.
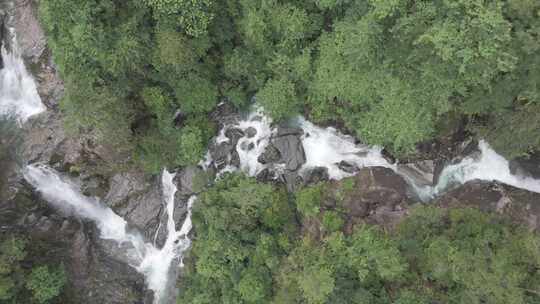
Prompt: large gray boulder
<box><xmin>324</xmin><ymin>167</ymin><xmax>410</xmax><ymax>233</ymax></box>
<box><xmin>271</xmin><ymin>126</ymin><xmax>306</xmax><ymax>171</ymax></box>
<box><xmin>105</xmin><ymin>172</ymin><xmax>166</xmax><ymax>246</ymax></box>
<box><xmin>436</xmin><ymin>180</ymin><xmax>540</xmax><ymax>232</ymax></box>
<box><xmin>70</xmin><ymin>224</ymin><xmax>149</xmax><ymax>304</ymax></box>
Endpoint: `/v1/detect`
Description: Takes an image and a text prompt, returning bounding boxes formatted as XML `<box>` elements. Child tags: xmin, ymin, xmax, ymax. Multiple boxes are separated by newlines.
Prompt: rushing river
<box><xmin>2</xmin><ymin>9</ymin><xmax>540</xmax><ymax>303</ymax></box>
<box><xmin>0</xmin><ymin>13</ymin><xmax>45</xmax><ymax>121</ymax></box>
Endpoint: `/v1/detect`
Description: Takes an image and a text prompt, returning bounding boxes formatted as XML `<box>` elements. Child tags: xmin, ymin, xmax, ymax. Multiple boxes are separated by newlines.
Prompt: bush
<box><xmin>321</xmin><ymin>211</ymin><xmax>344</xmax><ymax>232</ymax></box>
<box><xmin>26</xmin><ymin>265</ymin><xmax>67</xmax><ymax>304</ymax></box>
<box><xmin>256</xmin><ymin>78</ymin><xmax>300</xmax><ymax>121</ymax></box>
<box><xmin>295</xmin><ymin>184</ymin><xmax>325</xmax><ymax>218</ymax></box>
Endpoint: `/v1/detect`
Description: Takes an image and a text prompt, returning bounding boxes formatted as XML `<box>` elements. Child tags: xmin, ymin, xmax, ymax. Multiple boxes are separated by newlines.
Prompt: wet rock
<box><xmin>256</xmin><ymin>168</ymin><xmax>277</xmax><ymax>183</ymax></box>
<box><xmin>272</xmin><ymin>134</ymin><xmax>306</xmax><ymax>171</ymax></box>
<box><xmin>303</xmin><ymin>167</ymin><xmax>329</xmax><ymax>184</ymax></box>
<box><xmin>12</xmin><ymin>0</ymin><xmax>46</xmax><ymax>63</ymax></box>
<box><xmin>71</xmin><ymin>224</ymin><xmax>148</xmax><ymax>304</ymax></box>
<box><xmin>277</xmin><ymin>126</ymin><xmax>303</xmax><ymax>137</ymax></box>
<box><xmin>230</xmin><ymin>150</ymin><xmax>241</xmax><ymax>168</ymax></box>
<box><xmin>337</xmin><ymin>161</ymin><xmax>359</xmax><ymax>174</ymax></box>
<box><xmin>510</xmin><ymin>152</ymin><xmax>540</xmax><ymax>179</ymax></box>
<box><xmin>381</xmin><ymin>148</ymin><xmax>396</xmax><ymax>164</ymax></box>
<box><xmin>210</xmin><ymin>101</ymin><xmax>239</xmax><ymax>126</ymax></box>
<box><xmin>245</xmin><ymin>127</ymin><xmax>257</xmax><ymax>138</ymax></box>
<box><xmin>172</xmin><ymin>198</ymin><xmax>189</xmax><ymax>232</ymax></box>
<box><xmin>105</xmin><ymin>171</ymin><xmax>148</xmax><ymax>205</ymax></box>
<box><xmin>0</xmin><ymin>9</ymin><xmax>5</xmax><ymax>69</ymax></box>
<box><xmin>436</xmin><ymin>180</ymin><xmax>540</xmax><ymax>232</ymax></box>
<box><xmin>107</xmin><ymin>175</ymin><xmax>164</xmax><ymax>245</ymax></box>
<box><xmin>209</xmin><ymin>141</ymin><xmax>234</xmax><ymax>170</ymax></box>
<box><xmin>240</xmin><ymin>140</ymin><xmax>254</xmax><ymax>151</ymax></box>
<box><xmin>22</xmin><ymin>112</ymin><xmax>63</xmax><ymax>163</ymax></box>
<box><xmin>225</xmin><ymin>128</ymin><xmax>245</xmax><ymax>145</ymax></box>
<box><xmin>258</xmin><ymin>144</ymin><xmax>281</xmax><ymax>164</ymax></box>
<box><xmin>330</xmin><ymin>167</ymin><xmax>409</xmax><ymax>230</ymax></box>
<box><xmin>174</xmin><ymin>166</ymin><xmax>204</xmax><ymax>198</ymax></box>
<box><xmin>398</xmin><ymin>160</ymin><xmax>435</xmax><ymax>187</ymax></box>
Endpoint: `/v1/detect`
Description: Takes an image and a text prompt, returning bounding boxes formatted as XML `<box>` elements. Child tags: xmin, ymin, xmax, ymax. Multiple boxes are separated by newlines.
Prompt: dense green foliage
<box><xmin>178</xmin><ymin>174</ymin><xmax>296</xmax><ymax>303</ymax></box>
<box><xmin>178</xmin><ymin>176</ymin><xmax>540</xmax><ymax>304</ymax></box>
<box><xmin>39</xmin><ymin>0</ymin><xmax>540</xmax><ymax>166</ymax></box>
<box><xmin>0</xmin><ymin>236</ymin><xmax>66</xmax><ymax>304</ymax></box>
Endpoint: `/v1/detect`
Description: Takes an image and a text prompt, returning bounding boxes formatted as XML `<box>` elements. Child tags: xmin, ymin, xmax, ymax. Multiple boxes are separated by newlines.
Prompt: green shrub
<box><xmin>295</xmin><ymin>184</ymin><xmax>325</xmax><ymax>218</ymax></box>
<box><xmin>26</xmin><ymin>265</ymin><xmax>67</xmax><ymax>304</ymax></box>
<box><xmin>321</xmin><ymin>211</ymin><xmax>344</xmax><ymax>233</ymax></box>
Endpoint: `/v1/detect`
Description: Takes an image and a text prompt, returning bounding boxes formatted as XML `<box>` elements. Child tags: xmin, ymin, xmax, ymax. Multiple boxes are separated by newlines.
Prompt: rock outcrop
<box><xmin>301</xmin><ymin>167</ymin><xmax>410</xmax><ymax>239</ymax></box>
<box><xmin>436</xmin><ymin>180</ymin><xmax>540</xmax><ymax>232</ymax></box>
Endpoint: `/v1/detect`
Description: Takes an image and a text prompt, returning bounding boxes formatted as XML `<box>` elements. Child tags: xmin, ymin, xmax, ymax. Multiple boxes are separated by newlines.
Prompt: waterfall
<box><xmin>137</xmin><ymin>171</ymin><xmax>195</xmax><ymax>303</ymax></box>
<box><xmin>411</xmin><ymin>140</ymin><xmax>540</xmax><ymax>200</ymax></box>
<box><xmin>23</xmin><ymin>165</ymin><xmax>195</xmax><ymax>304</ymax></box>
<box><xmin>216</xmin><ymin>107</ymin><xmax>540</xmax><ymax>201</ymax></box>
<box><xmin>0</xmin><ymin>16</ymin><xmax>45</xmax><ymax>122</ymax></box>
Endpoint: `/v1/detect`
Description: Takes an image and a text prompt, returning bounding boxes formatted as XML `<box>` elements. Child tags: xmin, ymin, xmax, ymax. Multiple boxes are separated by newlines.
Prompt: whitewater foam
<box><xmin>0</xmin><ymin>25</ymin><xmax>45</xmax><ymax>122</ymax></box>
<box><xmin>216</xmin><ymin>107</ymin><xmax>540</xmax><ymax>200</ymax></box>
<box><xmin>24</xmin><ymin>165</ymin><xmax>195</xmax><ymax>304</ymax></box>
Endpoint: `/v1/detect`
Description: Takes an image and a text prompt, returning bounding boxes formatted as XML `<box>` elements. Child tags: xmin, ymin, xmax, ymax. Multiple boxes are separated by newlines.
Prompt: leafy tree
<box><xmin>295</xmin><ymin>183</ymin><xmax>324</xmax><ymax>218</ymax></box>
<box><xmin>298</xmin><ymin>266</ymin><xmax>335</xmax><ymax>304</ymax></box>
<box><xmin>321</xmin><ymin>211</ymin><xmax>344</xmax><ymax>233</ymax></box>
<box><xmin>177</xmin><ymin>174</ymin><xmax>296</xmax><ymax>303</ymax></box>
<box><xmin>0</xmin><ymin>237</ymin><xmax>26</xmax><ymax>301</ymax></box>
<box><xmin>256</xmin><ymin>78</ymin><xmax>300</xmax><ymax>121</ymax></box>
<box><xmin>26</xmin><ymin>265</ymin><xmax>67</xmax><ymax>304</ymax></box>
<box><xmin>143</xmin><ymin>0</ymin><xmax>215</xmax><ymax>36</ymax></box>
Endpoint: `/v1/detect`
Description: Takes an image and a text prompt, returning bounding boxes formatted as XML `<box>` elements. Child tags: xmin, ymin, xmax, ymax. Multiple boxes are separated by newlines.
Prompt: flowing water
<box><xmin>216</xmin><ymin>107</ymin><xmax>540</xmax><ymax>201</ymax></box>
<box><xmin>0</xmin><ymin>17</ymin><xmax>45</xmax><ymax>122</ymax></box>
<box><xmin>4</xmin><ymin>5</ymin><xmax>539</xmax><ymax>298</ymax></box>
<box><xmin>23</xmin><ymin>165</ymin><xmax>194</xmax><ymax>304</ymax></box>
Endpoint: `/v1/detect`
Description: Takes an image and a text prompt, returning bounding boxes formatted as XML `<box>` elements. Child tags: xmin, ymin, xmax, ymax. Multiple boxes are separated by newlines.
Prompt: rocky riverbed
<box><xmin>2</xmin><ymin>1</ymin><xmax>540</xmax><ymax>303</ymax></box>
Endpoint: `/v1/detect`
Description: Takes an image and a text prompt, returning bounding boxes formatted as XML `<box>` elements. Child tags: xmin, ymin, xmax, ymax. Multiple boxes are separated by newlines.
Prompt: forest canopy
<box><xmin>176</xmin><ymin>174</ymin><xmax>540</xmax><ymax>304</ymax></box>
<box><xmin>38</xmin><ymin>0</ymin><xmax>540</xmax><ymax>168</ymax></box>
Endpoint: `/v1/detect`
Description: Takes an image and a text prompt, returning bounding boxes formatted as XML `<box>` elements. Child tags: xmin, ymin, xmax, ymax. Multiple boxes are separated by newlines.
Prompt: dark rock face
<box><xmin>436</xmin><ymin>180</ymin><xmax>540</xmax><ymax>232</ymax></box>
<box><xmin>510</xmin><ymin>152</ymin><xmax>540</xmax><ymax>179</ymax></box>
<box><xmin>272</xmin><ymin>134</ymin><xmax>306</xmax><ymax>171</ymax></box>
<box><xmin>70</xmin><ymin>224</ymin><xmax>148</xmax><ymax>304</ymax></box>
<box><xmin>303</xmin><ymin>167</ymin><xmax>329</xmax><ymax>184</ymax></box>
<box><xmin>397</xmin><ymin>160</ymin><xmax>435</xmax><ymax>187</ymax></box>
<box><xmin>12</xmin><ymin>0</ymin><xmax>46</xmax><ymax>63</ymax></box>
<box><xmin>174</xmin><ymin>166</ymin><xmax>204</xmax><ymax>198</ymax></box>
<box><xmin>105</xmin><ymin>173</ymin><xmax>165</xmax><ymax>245</ymax></box>
<box><xmin>11</xmin><ymin>0</ymin><xmax>64</xmax><ymax>108</ymax></box>
<box><xmin>1</xmin><ymin>187</ymin><xmax>149</xmax><ymax>304</ymax></box>
<box><xmin>272</xmin><ymin>126</ymin><xmax>306</xmax><ymax>171</ymax></box>
<box><xmin>328</xmin><ymin>167</ymin><xmax>409</xmax><ymax>232</ymax></box>
<box><xmin>338</xmin><ymin>161</ymin><xmax>359</xmax><ymax>174</ymax></box>
<box><xmin>258</xmin><ymin>144</ymin><xmax>281</xmax><ymax>165</ymax></box>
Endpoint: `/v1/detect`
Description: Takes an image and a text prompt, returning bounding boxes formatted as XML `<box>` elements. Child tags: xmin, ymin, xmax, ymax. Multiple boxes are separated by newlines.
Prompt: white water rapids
<box><xmin>3</xmin><ymin>5</ymin><xmax>539</xmax><ymax>299</ymax></box>
<box><xmin>23</xmin><ymin>165</ymin><xmax>194</xmax><ymax>304</ymax></box>
<box><xmin>0</xmin><ymin>21</ymin><xmax>45</xmax><ymax>122</ymax></box>
<box><xmin>215</xmin><ymin>107</ymin><xmax>540</xmax><ymax>200</ymax></box>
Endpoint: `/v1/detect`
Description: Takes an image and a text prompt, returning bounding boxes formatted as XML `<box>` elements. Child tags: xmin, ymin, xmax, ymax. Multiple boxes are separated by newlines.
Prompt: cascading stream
<box><xmin>215</xmin><ymin>107</ymin><xmax>540</xmax><ymax>201</ymax></box>
<box><xmin>0</xmin><ymin>14</ymin><xmax>45</xmax><ymax>122</ymax></box>
<box><xmin>23</xmin><ymin>165</ymin><xmax>195</xmax><ymax>304</ymax></box>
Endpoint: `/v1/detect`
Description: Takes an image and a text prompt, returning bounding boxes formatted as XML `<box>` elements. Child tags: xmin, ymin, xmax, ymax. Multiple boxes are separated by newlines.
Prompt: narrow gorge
<box><xmin>1</xmin><ymin>0</ymin><xmax>540</xmax><ymax>303</ymax></box>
